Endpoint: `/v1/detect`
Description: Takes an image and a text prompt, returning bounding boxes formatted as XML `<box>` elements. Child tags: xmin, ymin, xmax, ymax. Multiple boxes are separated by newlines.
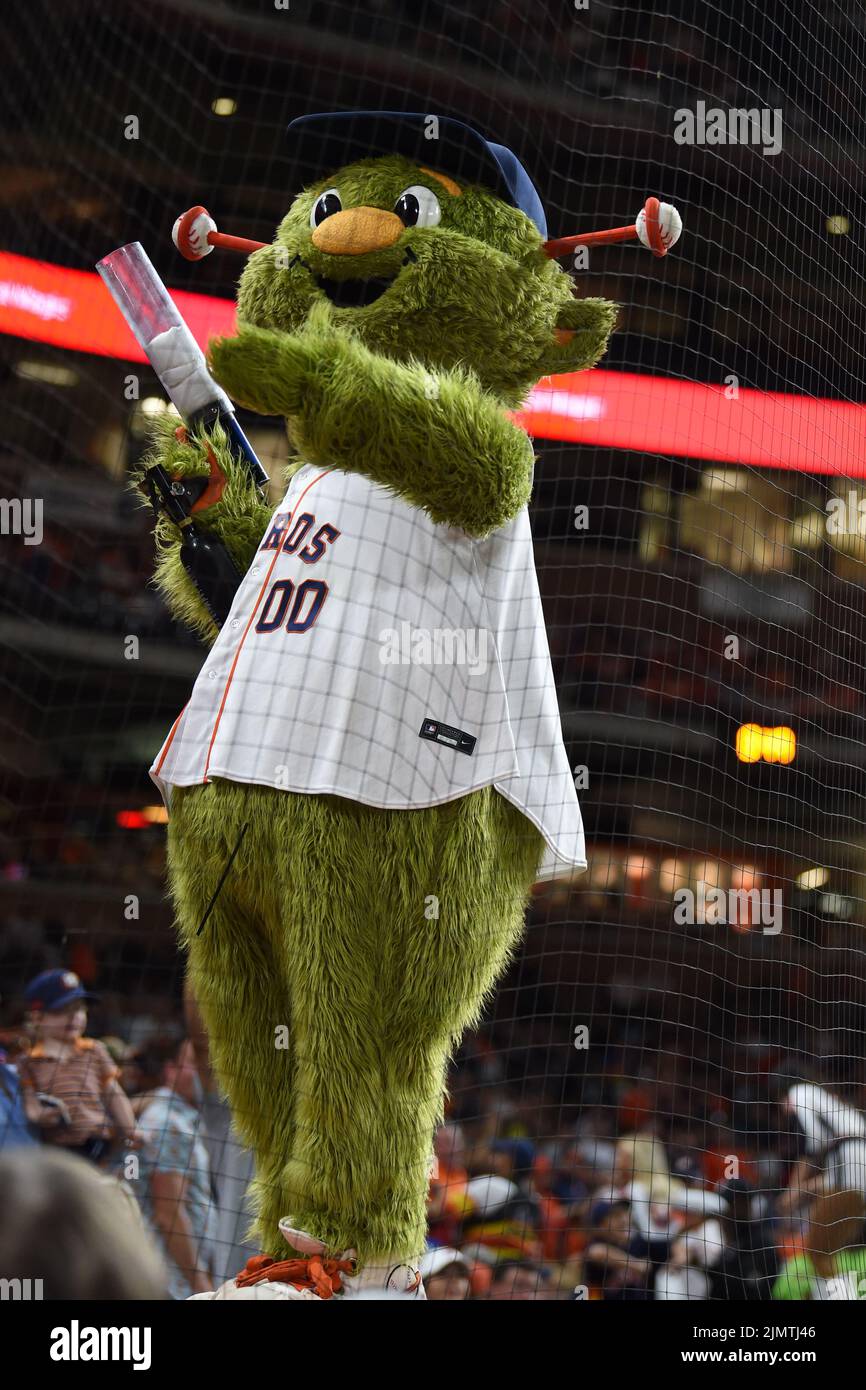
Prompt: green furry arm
<box><xmin>208</xmin><ymin>323</ymin><xmax>534</xmax><ymax>537</ymax></box>
<box><xmin>135</xmin><ymin>415</ymin><xmax>274</xmax><ymax>644</ymax></box>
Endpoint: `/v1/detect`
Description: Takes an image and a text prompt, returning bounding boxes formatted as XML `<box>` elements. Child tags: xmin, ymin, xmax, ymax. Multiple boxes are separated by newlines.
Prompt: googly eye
<box><xmin>393</xmin><ymin>185</ymin><xmax>442</xmax><ymax>229</ymax></box>
<box><xmin>310</xmin><ymin>188</ymin><xmax>342</xmax><ymax>228</ymax></box>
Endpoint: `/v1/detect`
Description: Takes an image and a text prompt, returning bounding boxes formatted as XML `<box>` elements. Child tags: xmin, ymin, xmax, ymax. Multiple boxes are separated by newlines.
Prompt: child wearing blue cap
<box><xmin>18</xmin><ymin>970</ymin><xmax>141</xmax><ymax>1161</ymax></box>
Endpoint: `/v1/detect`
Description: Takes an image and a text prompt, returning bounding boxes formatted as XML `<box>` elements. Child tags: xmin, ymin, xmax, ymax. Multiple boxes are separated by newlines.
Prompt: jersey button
<box><xmin>249</xmin><ymin>567</ymin><xmax>260</xmax><ymax>578</ymax></box>
<box><xmin>207</xmin><ymin>670</ymin><xmax>217</xmax><ymax>680</ymax></box>
<box><xmin>230</xmin><ymin>619</ymin><xmax>240</xmax><ymax>630</ymax></box>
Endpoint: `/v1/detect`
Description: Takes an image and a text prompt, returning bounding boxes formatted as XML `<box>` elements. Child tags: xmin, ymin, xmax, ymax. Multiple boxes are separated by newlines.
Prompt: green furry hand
<box><xmin>135</xmin><ymin>413</ymin><xmax>274</xmax><ymax>644</ymax></box>
<box><xmin>208</xmin><ymin>305</ymin><xmax>353</xmax><ymax>420</ymax></box>
<box><xmin>136</xmin><ymin>417</ymin><xmax>212</xmax><ymax>488</ymax></box>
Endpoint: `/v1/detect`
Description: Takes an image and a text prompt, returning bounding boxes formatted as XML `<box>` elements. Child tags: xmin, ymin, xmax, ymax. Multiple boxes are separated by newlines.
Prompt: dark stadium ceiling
<box><xmin>3</xmin><ymin>0</ymin><xmax>866</xmax><ymax>395</ymax></box>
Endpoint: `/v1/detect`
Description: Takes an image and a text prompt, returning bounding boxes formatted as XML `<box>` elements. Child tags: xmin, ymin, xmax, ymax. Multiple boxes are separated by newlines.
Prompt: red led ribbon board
<box><xmin>0</xmin><ymin>250</ymin><xmax>236</xmax><ymax>362</ymax></box>
<box><xmin>3</xmin><ymin>250</ymin><xmax>866</xmax><ymax>476</ymax></box>
<box><xmin>516</xmin><ymin>371</ymin><xmax>866</xmax><ymax>476</ymax></box>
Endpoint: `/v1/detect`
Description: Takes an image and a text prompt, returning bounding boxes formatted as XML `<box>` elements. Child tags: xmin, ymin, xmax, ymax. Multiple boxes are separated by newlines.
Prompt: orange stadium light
<box><xmin>735</xmin><ymin>723</ymin><xmax>797</xmax><ymax>764</ymax></box>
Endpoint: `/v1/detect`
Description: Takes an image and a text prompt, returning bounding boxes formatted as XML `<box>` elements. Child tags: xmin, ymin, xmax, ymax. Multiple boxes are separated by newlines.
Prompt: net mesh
<box><xmin>1</xmin><ymin>0</ymin><xmax>866</xmax><ymax>1301</ymax></box>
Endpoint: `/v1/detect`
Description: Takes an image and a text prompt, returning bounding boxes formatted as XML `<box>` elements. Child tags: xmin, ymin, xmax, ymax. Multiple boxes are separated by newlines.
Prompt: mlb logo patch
<box><xmin>419</xmin><ymin>718</ymin><xmax>476</xmax><ymax>755</ymax></box>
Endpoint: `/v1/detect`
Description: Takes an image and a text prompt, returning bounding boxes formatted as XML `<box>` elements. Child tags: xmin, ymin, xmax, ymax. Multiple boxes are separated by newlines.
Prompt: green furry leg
<box><xmin>168</xmin><ymin>780</ymin><xmax>544</xmax><ymax>1262</ymax></box>
<box><xmin>167</xmin><ymin>784</ymin><xmax>300</xmax><ymax>1247</ymax></box>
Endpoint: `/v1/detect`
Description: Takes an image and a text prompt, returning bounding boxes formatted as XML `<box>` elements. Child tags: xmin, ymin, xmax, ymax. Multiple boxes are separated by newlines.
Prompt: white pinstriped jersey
<box><xmin>150</xmin><ymin>463</ymin><xmax>586</xmax><ymax>881</ymax></box>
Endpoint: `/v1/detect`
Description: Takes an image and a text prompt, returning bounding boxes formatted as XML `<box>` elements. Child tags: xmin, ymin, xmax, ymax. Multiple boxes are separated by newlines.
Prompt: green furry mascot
<box><xmin>144</xmin><ymin>112</ymin><xmax>617</xmax><ymax>1299</ymax></box>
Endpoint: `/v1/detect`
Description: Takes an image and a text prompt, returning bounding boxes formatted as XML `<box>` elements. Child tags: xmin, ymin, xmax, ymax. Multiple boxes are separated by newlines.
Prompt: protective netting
<box><xmin>1</xmin><ymin>0</ymin><xmax>866</xmax><ymax>1301</ymax></box>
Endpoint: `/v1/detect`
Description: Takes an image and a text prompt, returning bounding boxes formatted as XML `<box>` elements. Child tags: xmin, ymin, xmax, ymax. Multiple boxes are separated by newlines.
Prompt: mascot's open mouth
<box><xmin>314</xmin><ymin>273</ymin><xmax>394</xmax><ymax>307</ymax></box>
<box><xmin>305</xmin><ymin>246</ymin><xmax>417</xmax><ymax>309</ymax></box>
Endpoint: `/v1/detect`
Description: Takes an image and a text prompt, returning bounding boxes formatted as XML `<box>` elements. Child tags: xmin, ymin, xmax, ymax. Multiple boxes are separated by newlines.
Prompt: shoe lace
<box><xmin>235</xmin><ymin>1252</ymin><xmax>356</xmax><ymax>1299</ymax></box>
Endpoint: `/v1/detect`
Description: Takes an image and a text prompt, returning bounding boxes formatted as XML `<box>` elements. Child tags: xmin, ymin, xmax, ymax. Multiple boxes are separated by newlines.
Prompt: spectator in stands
<box><xmin>0</xmin><ymin>1147</ymin><xmax>167</xmax><ymax>1299</ymax></box>
<box><xmin>428</xmin><ymin>1148</ymin><xmax>473</xmax><ymax>1250</ymax></box>
<box><xmin>784</xmin><ymin>1079</ymin><xmax>866</xmax><ymax>1199</ymax></box>
<box><xmin>182</xmin><ymin>976</ymin><xmax>257</xmax><ymax>1286</ymax></box>
<box><xmin>460</xmin><ymin>1173</ymin><xmax>544</xmax><ymax>1265</ymax></box>
<box><xmin>419</xmin><ymin>1247</ymin><xmax>471</xmax><ymax>1300</ymax></box>
<box><xmin>0</xmin><ymin>1054</ymin><xmax>39</xmax><ymax>1149</ymax></box>
<box><xmin>487</xmin><ymin>1260</ymin><xmax>549</xmax><ymax>1300</ymax></box>
<box><xmin>133</xmin><ymin>1037</ymin><xmax>217</xmax><ymax>1299</ymax></box>
<box><xmin>529</xmin><ymin>1151</ymin><xmax>571</xmax><ymax>1261</ymax></box>
<box><xmin>656</xmin><ymin>1206</ymin><xmax>726</xmax><ymax>1300</ymax></box>
<box><xmin>607</xmin><ymin>1133</ymin><xmax>727</xmax><ymax>1248</ymax></box>
<box><xmin>707</xmin><ymin>1178</ymin><xmax>779</xmax><ymax>1299</ymax></box>
<box><xmin>17</xmin><ymin>969</ymin><xmax>140</xmax><ymax>1160</ymax></box>
<box><xmin>773</xmin><ymin>1189</ymin><xmax>866</xmax><ymax>1299</ymax></box>
<box><xmin>581</xmin><ymin>1198</ymin><xmax>653</xmax><ymax>1299</ymax></box>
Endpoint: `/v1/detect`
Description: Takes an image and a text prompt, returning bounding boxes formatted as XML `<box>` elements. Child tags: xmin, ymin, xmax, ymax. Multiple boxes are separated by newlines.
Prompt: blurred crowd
<box><xmin>1</xmin><ymin>818</ymin><xmax>167</xmax><ymax>890</ymax></box>
<box><xmin>2</xmin><ymin>965</ymin><xmax>865</xmax><ymax>1300</ymax></box>
<box><xmin>553</xmin><ymin>622</ymin><xmax>866</xmax><ymax>732</ymax></box>
<box><xmin>0</xmin><ymin>522</ymin><xmax>188</xmax><ymax>642</ymax></box>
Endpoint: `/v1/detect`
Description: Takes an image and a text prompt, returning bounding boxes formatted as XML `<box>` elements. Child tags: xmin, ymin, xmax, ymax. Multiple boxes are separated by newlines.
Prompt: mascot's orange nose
<box><xmin>311</xmin><ymin>207</ymin><xmax>405</xmax><ymax>256</ymax></box>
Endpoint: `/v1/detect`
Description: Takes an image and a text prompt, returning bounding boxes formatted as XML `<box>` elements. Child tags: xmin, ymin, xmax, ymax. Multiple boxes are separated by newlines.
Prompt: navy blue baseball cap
<box><xmin>24</xmin><ymin>969</ymin><xmax>95</xmax><ymax>1012</ymax></box>
<box><xmin>287</xmin><ymin>110</ymin><xmax>548</xmax><ymax>239</ymax></box>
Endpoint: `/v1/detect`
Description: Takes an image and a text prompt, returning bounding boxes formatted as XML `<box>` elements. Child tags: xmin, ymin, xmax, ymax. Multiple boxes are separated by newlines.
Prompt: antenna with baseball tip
<box><xmin>543</xmin><ymin>197</ymin><xmax>683</xmax><ymax>260</ymax></box>
<box><xmin>171</xmin><ymin>196</ymin><xmax>683</xmax><ymax>263</ymax></box>
<box><xmin>173</xmin><ymin>206</ymin><xmax>267</xmax><ymax>261</ymax></box>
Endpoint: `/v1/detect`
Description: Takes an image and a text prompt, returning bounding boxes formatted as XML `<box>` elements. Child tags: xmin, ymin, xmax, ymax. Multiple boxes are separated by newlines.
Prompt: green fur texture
<box><xmin>199</xmin><ymin>155</ymin><xmax>617</xmax><ymax>537</ymax></box>
<box><xmin>208</xmin><ymin>308</ymin><xmax>536</xmax><ymax>537</ymax></box>
<box><xmin>141</xmin><ymin>145</ymin><xmax>616</xmax><ymax>1267</ymax></box>
<box><xmin>139</xmin><ymin>153</ymin><xmax>618</xmax><ymax>601</ymax></box>
<box><xmin>168</xmin><ymin>779</ymin><xmax>544</xmax><ymax>1260</ymax></box>
<box><xmin>229</xmin><ymin>154</ymin><xmax>617</xmax><ymax>405</ymax></box>
<box><xmin>135</xmin><ymin>414</ymin><xmax>276</xmax><ymax>643</ymax></box>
